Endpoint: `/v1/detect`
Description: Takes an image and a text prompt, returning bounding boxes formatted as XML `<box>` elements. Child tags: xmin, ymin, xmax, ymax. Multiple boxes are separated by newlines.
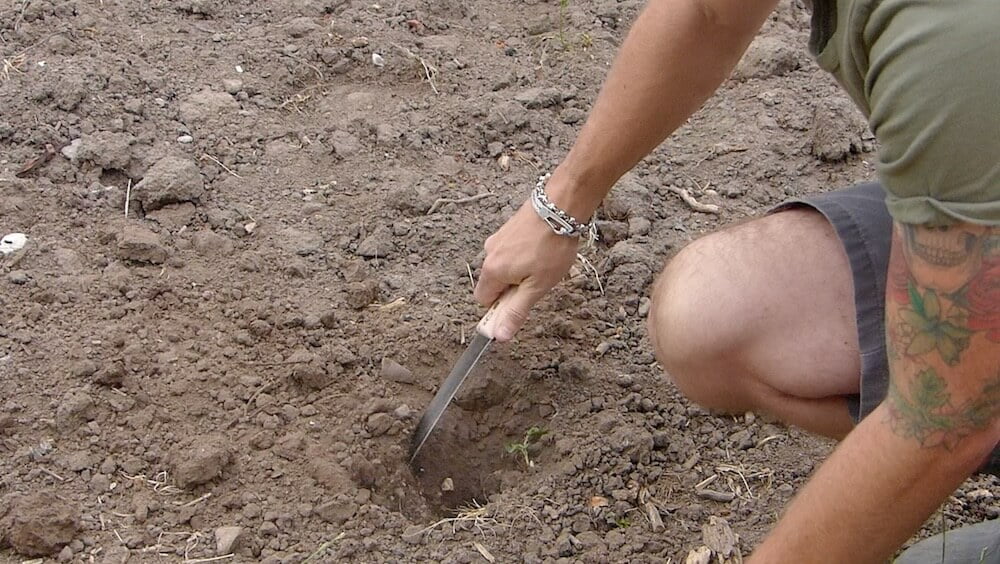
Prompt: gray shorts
<box><xmin>780</xmin><ymin>182</ymin><xmax>999</xmax><ymax>475</ymax></box>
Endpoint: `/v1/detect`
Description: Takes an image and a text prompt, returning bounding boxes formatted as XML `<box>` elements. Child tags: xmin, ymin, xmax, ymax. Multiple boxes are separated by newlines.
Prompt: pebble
<box><xmin>8</xmin><ymin>270</ymin><xmax>29</xmax><ymax>285</ymax></box>
<box><xmin>0</xmin><ymin>233</ymin><xmax>27</xmax><ymax>255</ymax></box>
<box><xmin>177</xmin><ymin>134</ymin><xmax>194</xmax><ymax>144</ymax></box>
<box><xmin>222</xmin><ymin>79</ymin><xmax>243</xmax><ymax>94</ymax></box>
<box><xmin>380</xmin><ymin>357</ymin><xmax>414</xmax><ymax>384</ymax></box>
<box><xmin>215</xmin><ymin>526</ymin><xmax>243</xmax><ymax>555</ymax></box>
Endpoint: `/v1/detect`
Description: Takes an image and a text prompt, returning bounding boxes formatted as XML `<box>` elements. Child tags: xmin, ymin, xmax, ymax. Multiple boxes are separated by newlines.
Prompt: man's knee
<box><xmin>647</xmin><ymin>230</ymin><xmax>750</xmax><ymax>409</ymax></box>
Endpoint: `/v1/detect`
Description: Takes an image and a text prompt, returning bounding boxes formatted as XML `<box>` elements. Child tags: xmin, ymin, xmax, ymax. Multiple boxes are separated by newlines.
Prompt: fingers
<box><xmin>473</xmin><ymin>260</ymin><xmax>509</xmax><ymax>307</ymax></box>
<box><xmin>492</xmin><ymin>283</ymin><xmax>544</xmax><ymax>342</ymax></box>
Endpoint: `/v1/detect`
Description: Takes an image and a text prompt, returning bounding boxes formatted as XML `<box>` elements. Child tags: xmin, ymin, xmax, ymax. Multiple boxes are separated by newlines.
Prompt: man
<box><xmin>473</xmin><ymin>0</ymin><xmax>1000</xmax><ymax>561</ymax></box>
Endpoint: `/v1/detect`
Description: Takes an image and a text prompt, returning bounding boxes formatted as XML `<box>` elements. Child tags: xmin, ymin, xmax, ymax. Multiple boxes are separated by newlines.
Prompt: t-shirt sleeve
<box><xmin>864</xmin><ymin>0</ymin><xmax>1000</xmax><ymax>226</ymax></box>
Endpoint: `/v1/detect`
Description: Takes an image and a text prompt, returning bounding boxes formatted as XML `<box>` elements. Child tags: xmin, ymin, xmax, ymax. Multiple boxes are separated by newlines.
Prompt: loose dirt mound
<box><xmin>1</xmin><ymin>0</ymin><xmax>996</xmax><ymax>562</ymax></box>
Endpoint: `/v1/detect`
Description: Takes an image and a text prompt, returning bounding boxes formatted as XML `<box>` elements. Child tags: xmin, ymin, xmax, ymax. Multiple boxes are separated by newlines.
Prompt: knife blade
<box><xmin>408</xmin><ymin>331</ymin><xmax>492</xmax><ymax>463</ymax></box>
<box><xmin>409</xmin><ymin>290</ymin><xmax>511</xmax><ymax>463</ymax></box>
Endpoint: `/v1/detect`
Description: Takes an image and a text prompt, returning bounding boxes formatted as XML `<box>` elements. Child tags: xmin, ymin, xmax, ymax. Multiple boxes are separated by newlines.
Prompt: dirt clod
<box><xmin>0</xmin><ymin>492</ymin><xmax>80</xmax><ymax>557</ymax></box>
<box><xmin>134</xmin><ymin>155</ymin><xmax>206</xmax><ymax>211</ymax></box>
<box><xmin>117</xmin><ymin>225</ymin><xmax>169</xmax><ymax>264</ymax></box>
<box><xmin>171</xmin><ymin>434</ymin><xmax>233</xmax><ymax>489</ymax></box>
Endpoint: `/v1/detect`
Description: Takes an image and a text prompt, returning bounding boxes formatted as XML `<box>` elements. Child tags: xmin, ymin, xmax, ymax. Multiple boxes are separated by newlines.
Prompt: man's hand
<box><xmin>473</xmin><ymin>198</ymin><xmax>579</xmax><ymax>342</ymax></box>
<box><xmin>471</xmin><ymin>0</ymin><xmax>777</xmax><ymax>341</ymax></box>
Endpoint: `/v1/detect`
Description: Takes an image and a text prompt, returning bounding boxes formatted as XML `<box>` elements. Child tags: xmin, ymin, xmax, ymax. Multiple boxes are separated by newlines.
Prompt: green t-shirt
<box><xmin>809</xmin><ymin>0</ymin><xmax>1000</xmax><ymax>226</ymax></box>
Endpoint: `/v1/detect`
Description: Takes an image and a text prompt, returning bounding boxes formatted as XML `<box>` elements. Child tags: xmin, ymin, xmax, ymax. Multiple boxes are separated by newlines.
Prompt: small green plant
<box><xmin>557</xmin><ymin>0</ymin><xmax>571</xmax><ymax>48</ymax></box>
<box><xmin>504</xmin><ymin>426</ymin><xmax>549</xmax><ymax>467</ymax></box>
<box><xmin>614</xmin><ymin>517</ymin><xmax>632</xmax><ymax>529</ymax></box>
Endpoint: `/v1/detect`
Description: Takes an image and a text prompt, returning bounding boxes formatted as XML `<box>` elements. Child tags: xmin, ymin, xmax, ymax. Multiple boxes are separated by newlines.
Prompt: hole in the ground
<box><xmin>406</xmin><ymin>355</ymin><xmax>551</xmax><ymax>517</ymax></box>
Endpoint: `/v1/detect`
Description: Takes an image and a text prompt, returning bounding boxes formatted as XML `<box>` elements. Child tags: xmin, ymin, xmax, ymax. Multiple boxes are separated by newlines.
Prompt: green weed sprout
<box><xmin>504</xmin><ymin>426</ymin><xmax>549</xmax><ymax>467</ymax></box>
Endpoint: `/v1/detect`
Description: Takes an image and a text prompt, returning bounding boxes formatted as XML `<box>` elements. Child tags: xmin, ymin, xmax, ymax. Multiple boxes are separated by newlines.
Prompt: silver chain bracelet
<box><xmin>530</xmin><ymin>173</ymin><xmax>598</xmax><ymax>242</ymax></box>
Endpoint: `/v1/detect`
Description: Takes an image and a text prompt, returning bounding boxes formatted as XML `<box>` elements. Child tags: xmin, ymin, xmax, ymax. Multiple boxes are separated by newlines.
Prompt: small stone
<box><xmin>215</xmin><ymin>526</ymin><xmax>243</xmax><ymax>555</ymax></box>
<box><xmin>61</xmin><ymin>138</ymin><xmax>82</xmax><ymax>161</ymax></box>
<box><xmin>345</xmin><ymin>280</ymin><xmax>379</xmax><ymax>310</ymax></box>
<box><xmin>222</xmin><ymin>79</ymin><xmax>243</xmax><ymax>94</ymax></box>
<box><xmin>57</xmin><ymin>546</ymin><xmax>74</xmax><ymax>562</ymax></box>
<box><xmin>380</xmin><ymin>358</ymin><xmax>413</xmax><ymax>384</ymax></box>
<box><xmin>8</xmin><ymin>270</ymin><xmax>29</xmax><ymax>285</ymax></box>
<box><xmin>177</xmin><ymin>134</ymin><xmax>194</xmax><ymax>144</ymax></box>
<box><xmin>393</xmin><ymin>404</ymin><xmax>412</xmax><ymax>419</ymax></box>
<box><xmin>1</xmin><ymin>233</ymin><xmax>28</xmax><ymax>256</ymax></box>
<box><xmin>441</xmin><ymin>477</ymin><xmax>454</xmax><ymax>492</ymax></box>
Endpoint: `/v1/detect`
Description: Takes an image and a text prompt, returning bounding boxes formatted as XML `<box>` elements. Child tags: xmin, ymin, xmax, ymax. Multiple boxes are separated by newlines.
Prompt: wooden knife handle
<box><xmin>476</xmin><ymin>287</ymin><xmax>515</xmax><ymax>339</ymax></box>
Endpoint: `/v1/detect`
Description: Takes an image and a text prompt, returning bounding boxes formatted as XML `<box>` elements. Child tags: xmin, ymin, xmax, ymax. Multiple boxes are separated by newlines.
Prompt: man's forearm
<box><xmin>750</xmin><ymin>404</ymin><xmax>995</xmax><ymax>563</ymax></box>
<box><xmin>547</xmin><ymin>0</ymin><xmax>779</xmax><ymax>218</ymax></box>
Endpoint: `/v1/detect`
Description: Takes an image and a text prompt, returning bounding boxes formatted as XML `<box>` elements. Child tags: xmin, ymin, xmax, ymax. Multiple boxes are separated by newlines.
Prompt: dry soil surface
<box><xmin>1</xmin><ymin>0</ymin><xmax>997</xmax><ymax>562</ymax></box>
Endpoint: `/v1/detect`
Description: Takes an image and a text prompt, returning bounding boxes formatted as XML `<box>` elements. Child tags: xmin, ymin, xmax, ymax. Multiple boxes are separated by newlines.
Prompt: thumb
<box><xmin>491</xmin><ymin>284</ymin><xmax>544</xmax><ymax>342</ymax></box>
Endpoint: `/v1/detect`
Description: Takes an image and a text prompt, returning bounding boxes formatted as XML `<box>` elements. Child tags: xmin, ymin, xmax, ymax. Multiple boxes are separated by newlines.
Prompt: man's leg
<box><xmin>646</xmin><ymin>183</ymin><xmax>893</xmax><ymax>439</ymax></box>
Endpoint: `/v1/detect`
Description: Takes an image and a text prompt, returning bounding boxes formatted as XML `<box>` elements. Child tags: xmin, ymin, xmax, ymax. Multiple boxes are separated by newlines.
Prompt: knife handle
<box><xmin>476</xmin><ymin>287</ymin><xmax>515</xmax><ymax>339</ymax></box>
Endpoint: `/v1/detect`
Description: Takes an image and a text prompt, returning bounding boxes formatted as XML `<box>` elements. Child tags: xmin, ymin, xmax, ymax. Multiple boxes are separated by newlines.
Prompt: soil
<box><xmin>1</xmin><ymin>0</ymin><xmax>996</xmax><ymax>562</ymax></box>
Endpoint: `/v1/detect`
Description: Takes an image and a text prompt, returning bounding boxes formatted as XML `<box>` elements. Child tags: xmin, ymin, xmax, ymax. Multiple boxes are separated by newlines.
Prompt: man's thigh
<box><xmin>651</xmin><ymin>187</ymin><xmax>891</xmax><ymax>400</ymax></box>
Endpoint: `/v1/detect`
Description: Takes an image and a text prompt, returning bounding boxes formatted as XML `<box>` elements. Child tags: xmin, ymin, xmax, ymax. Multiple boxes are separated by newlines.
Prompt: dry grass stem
<box><xmin>200</xmin><ymin>154</ymin><xmax>241</xmax><ymax>178</ymax></box>
<box><xmin>694</xmin><ymin>474</ymin><xmax>718</xmax><ymax>490</ymax></box>
<box><xmin>124</xmin><ymin>178</ymin><xmax>132</xmax><ymax>218</ymax></box>
<box><xmin>0</xmin><ymin>54</ymin><xmax>26</xmax><ymax>81</ymax></box>
<box><xmin>473</xmin><ymin>541</ymin><xmax>497</xmax><ymax>563</ymax></box>
<box><xmin>39</xmin><ymin>467</ymin><xmax>65</xmax><ymax>481</ymax></box>
<box><xmin>466</xmin><ymin>262</ymin><xmax>475</xmax><ymax>289</ymax></box>
<box><xmin>427</xmin><ymin>192</ymin><xmax>494</xmax><ymax>215</ymax></box>
<box><xmin>120</xmin><ymin>471</ymin><xmax>182</xmax><ymax>496</ymax></box>
<box><xmin>302</xmin><ymin>532</ymin><xmax>347</xmax><ymax>564</ymax></box>
<box><xmin>177</xmin><ymin>492</ymin><xmax>212</xmax><ymax>507</ymax></box>
<box><xmin>184</xmin><ymin>556</ymin><xmax>234</xmax><ymax>564</ymax></box>
<box><xmin>391</xmin><ymin>43</ymin><xmax>439</xmax><ymax>94</ymax></box>
<box><xmin>410</xmin><ymin>502</ymin><xmax>499</xmax><ymax>539</ymax></box>
<box><xmin>576</xmin><ymin>253</ymin><xmax>604</xmax><ymax>295</ymax></box>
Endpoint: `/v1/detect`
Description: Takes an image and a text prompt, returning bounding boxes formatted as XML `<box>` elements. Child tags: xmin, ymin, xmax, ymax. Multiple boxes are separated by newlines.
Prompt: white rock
<box><xmin>61</xmin><ymin>138</ymin><xmax>82</xmax><ymax>161</ymax></box>
<box><xmin>441</xmin><ymin>477</ymin><xmax>454</xmax><ymax>492</ymax></box>
<box><xmin>0</xmin><ymin>233</ymin><xmax>27</xmax><ymax>256</ymax></box>
<box><xmin>371</xmin><ymin>53</ymin><xmax>385</xmax><ymax>67</ymax></box>
<box><xmin>215</xmin><ymin>526</ymin><xmax>243</xmax><ymax>555</ymax></box>
<box><xmin>177</xmin><ymin>134</ymin><xmax>194</xmax><ymax>144</ymax></box>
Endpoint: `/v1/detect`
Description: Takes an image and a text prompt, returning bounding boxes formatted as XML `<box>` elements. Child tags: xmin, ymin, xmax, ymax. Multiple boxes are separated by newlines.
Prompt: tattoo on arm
<box><xmin>884</xmin><ymin>223</ymin><xmax>1000</xmax><ymax>449</ymax></box>
<box><xmin>887</xmin><ymin>368</ymin><xmax>1000</xmax><ymax>449</ymax></box>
